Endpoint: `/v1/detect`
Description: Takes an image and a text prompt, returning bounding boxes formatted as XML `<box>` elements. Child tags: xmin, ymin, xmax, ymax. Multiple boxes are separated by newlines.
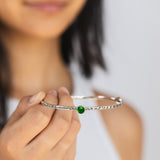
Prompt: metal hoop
<box><xmin>40</xmin><ymin>95</ymin><xmax>123</xmax><ymax>114</ymax></box>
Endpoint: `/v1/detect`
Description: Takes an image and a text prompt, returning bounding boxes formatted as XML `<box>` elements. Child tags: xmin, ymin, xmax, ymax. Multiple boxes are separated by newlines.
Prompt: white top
<box><xmin>6</xmin><ymin>62</ymin><xmax>121</xmax><ymax>160</ymax></box>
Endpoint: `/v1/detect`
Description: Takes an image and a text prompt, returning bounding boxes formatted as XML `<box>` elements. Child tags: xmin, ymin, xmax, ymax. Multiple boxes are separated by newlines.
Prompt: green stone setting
<box><xmin>77</xmin><ymin>105</ymin><xmax>85</xmax><ymax>114</ymax></box>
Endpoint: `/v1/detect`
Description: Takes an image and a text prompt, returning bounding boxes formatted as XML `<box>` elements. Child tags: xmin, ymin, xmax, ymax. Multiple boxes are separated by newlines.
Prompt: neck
<box><xmin>1</xmin><ymin>29</ymin><xmax>72</xmax><ymax>99</ymax></box>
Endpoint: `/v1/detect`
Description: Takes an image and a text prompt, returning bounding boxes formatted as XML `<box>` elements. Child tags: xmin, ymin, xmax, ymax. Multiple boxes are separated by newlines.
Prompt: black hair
<box><xmin>61</xmin><ymin>0</ymin><xmax>107</xmax><ymax>77</ymax></box>
<box><xmin>0</xmin><ymin>0</ymin><xmax>107</xmax><ymax>131</ymax></box>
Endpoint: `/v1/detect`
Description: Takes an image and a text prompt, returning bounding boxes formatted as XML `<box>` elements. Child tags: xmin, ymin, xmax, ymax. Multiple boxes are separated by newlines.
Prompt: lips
<box><xmin>24</xmin><ymin>1</ymin><xmax>68</xmax><ymax>13</ymax></box>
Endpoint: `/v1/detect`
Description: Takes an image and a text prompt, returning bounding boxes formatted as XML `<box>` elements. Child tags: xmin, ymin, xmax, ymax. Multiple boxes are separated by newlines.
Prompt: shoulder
<box><xmin>92</xmin><ymin>89</ymin><xmax>144</xmax><ymax>160</ymax></box>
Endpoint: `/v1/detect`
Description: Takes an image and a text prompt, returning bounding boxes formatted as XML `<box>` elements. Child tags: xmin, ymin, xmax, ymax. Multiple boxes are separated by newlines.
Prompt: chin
<box><xmin>7</xmin><ymin>11</ymin><xmax>76</xmax><ymax>39</ymax></box>
<box><xmin>20</xmin><ymin>25</ymin><xmax>67</xmax><ymax>39</ymax></box>
<box><xmin>9</xmin><ymin>16</ymin><xmax>73</xmax><ymax>39</ymax></box>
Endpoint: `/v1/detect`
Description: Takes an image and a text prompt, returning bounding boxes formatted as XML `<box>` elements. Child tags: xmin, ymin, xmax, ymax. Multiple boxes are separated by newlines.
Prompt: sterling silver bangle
<box><xmin>40</xmin><ymin>95</ymin><xmax>123</xmax><ymax>114</ymax></box>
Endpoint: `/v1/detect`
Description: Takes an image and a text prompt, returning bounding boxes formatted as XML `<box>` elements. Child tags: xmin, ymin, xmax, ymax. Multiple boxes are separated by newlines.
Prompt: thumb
<box><xmin>5</xmin><ymin>91</ymin><xmax>46</xmax><ymax>128</ymax></box>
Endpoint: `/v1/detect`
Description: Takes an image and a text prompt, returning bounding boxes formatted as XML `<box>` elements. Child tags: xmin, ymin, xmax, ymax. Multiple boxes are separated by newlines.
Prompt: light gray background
<box><xmin>90</xmin><ymin>0</ymin><xmax>160</xmax><ymax>160</ymax></box>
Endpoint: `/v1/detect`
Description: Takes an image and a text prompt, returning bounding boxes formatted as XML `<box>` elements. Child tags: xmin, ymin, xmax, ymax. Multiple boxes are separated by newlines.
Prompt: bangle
<box><xmin>40</xmin><ymin>95</ymin><xmax>123</xmax><ymax>114</ymax></box>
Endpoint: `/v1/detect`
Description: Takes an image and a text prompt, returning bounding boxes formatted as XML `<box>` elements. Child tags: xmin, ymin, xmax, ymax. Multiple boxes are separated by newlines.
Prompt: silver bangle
<box><xmin>40</xmin><ymin>95</ymin><xmax>123</xmax><ymax>114</ymax></box>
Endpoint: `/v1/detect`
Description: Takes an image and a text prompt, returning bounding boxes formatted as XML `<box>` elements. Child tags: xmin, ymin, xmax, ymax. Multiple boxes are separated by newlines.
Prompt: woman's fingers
<box><xmin>4</xmin><ymin>91</ymin><xmax>46</xmax><ymax>128</ymax></box>
<box><xmin>48</xmin><ymin>110</ymin><xmax>81</xmax><ymax>160</ymax></box>
<box><xmin>26</xmin><ymin>90</ymin><xmax>58</xmax><ymax>145</ymax></box>
<box><xmin>1</xmin><ymin>90</ymin><xmax>57</xmax><ymax>150</ymax></box>
<box><xmin>24</xmin><ymin>87</ymin><xmax>73</xmax><ymax>158</ymax></box>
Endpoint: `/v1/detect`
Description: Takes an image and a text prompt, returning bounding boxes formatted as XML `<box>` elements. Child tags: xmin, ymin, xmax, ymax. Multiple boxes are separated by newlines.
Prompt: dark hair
<box><xmin>0</xmin><ymin>0</ymin><xmax>107</xmax><ymax>131</ymax></box>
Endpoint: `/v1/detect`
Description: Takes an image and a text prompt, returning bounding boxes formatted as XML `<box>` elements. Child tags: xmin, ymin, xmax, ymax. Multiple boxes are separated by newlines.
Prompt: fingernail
<box><xmin>59</xmin><ymin>87</ymin><xmax>69</xmax><ymax>94</ymax></box>
<box><xmin>29</xmin><ymin>91</ymin><xmax>42</xmax><ymax>104</ymax></box>
<box><xmin>47</xmin><ymin>90</ymin><xmax>57</xmax><ymax>96</ymax></box>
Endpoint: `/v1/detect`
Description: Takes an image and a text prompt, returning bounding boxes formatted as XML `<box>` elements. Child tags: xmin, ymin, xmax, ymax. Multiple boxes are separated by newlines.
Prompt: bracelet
<box><xmin>40</xmin><ymin>95</ymin><xmax>123</xmax><ymax>114</ymax></box>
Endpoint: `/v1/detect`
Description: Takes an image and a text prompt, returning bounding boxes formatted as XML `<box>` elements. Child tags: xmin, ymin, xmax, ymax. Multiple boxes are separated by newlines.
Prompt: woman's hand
<box><xmin>0</xmin><ymin>87</ymin><xmax>81</xmax><ymax>160</ymax></box>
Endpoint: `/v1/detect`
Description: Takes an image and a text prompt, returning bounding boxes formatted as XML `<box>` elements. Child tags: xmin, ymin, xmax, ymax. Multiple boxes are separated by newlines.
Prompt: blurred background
<box><xmin>89</xmin><ymin>0</ymin><xmax>159</xmax><ymax>160</ymax></box>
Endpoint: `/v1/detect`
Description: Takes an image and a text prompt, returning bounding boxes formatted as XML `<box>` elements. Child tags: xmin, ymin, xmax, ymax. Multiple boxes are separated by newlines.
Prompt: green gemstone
<box><xmin>77</xmin><ymin>106</ymin><xmax>85</xmax><ymax>114</ymax></box>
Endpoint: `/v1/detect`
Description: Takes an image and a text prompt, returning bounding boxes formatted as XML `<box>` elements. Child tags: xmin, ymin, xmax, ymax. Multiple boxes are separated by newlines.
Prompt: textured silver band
<box><xmin>40</xmin><ymin>95</ymin><xmax>123</xmax><ymax>112</ymax></box>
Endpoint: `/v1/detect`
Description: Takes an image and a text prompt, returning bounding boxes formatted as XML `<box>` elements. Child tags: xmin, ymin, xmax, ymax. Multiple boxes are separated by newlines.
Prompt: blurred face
<box><xmin>0</xmin><ymin>0</ymin><xmax>87</xmax><ymax>38</ymax></box>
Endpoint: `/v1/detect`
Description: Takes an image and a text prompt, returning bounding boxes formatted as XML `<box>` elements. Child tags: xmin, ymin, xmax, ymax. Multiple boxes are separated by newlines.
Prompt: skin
<box><xmin>0</xmin><ymin>0</ymin><xmax>143</xmax><ymax>159</ymax></box>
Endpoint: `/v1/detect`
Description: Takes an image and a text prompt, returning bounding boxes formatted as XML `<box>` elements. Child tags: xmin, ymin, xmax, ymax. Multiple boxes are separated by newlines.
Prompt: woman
<box><xmin>0</xmin><ymin>0</ymin><xmax>143</xmax><ymax>159</ymax></box>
